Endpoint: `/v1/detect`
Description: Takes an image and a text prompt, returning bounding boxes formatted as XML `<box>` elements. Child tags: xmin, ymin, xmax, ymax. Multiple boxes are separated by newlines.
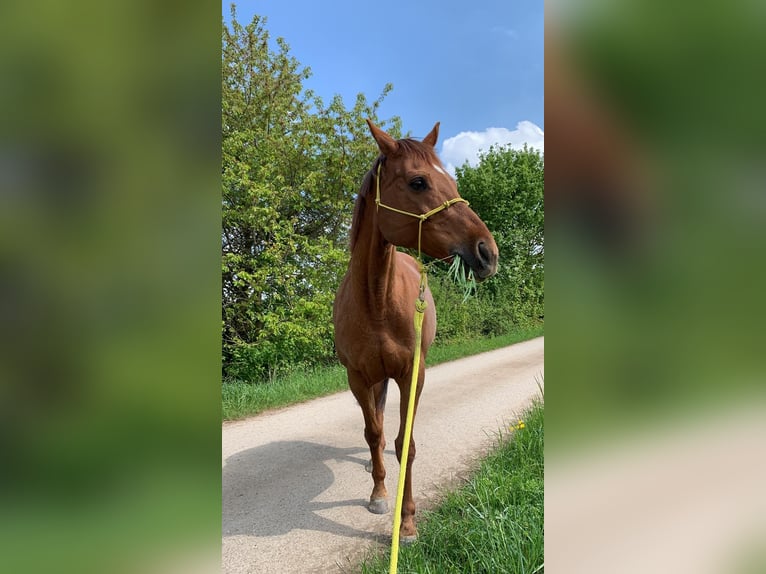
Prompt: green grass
<box><xmin>222</xmin><ymin>324</ymin><xmax>543</xmax><ymax>421</ymax></box>
<box><xmin>446</xmin><ymin>254</ymin><xmax>478</xmax><ymax>302</ymax></box>
<box><xmin>359</xmin><ymin>400</ymin><xmax>544</xmax><ymax>574</ymax></box>
<box><xmin>427</xmin><ymin>324</ymin><xmax>544</xmax><ymax>365</ymax></box>
<box><xmin>222</xmin><ymin>364</ymin><xmax>347</xmax><ymax>420</ymax></box>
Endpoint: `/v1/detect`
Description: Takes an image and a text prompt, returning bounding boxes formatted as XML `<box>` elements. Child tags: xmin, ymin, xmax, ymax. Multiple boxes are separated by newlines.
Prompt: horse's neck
<box><xmin>349</xmin><ymin>206</ymin><xmax>398</xmax><ymax>310</ymax></box>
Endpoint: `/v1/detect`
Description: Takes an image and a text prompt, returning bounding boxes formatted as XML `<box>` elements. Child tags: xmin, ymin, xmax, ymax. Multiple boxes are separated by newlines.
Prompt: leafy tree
<box><xmin>222</xmin><ymin>6</ymin><xmax>400</xmax><ymax>381</ymax></box>
<box><xmin>430</xmin><ymin>145</ymin><xmax>544</xmax><ymax>340</ymax></box>
<box><xmin>458</xmin><ymin>145</ymin><xmax>544</xmax><ymax>318</ymax></box>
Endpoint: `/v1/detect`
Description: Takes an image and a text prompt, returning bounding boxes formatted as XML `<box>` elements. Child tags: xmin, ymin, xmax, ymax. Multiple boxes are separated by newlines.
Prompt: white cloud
<box><xmin>491</xmin><ymin>26</ymin><xmax>519</xmax><ymax>40</ymax></box>
<box><xmin>440</xmin><ymin>121</ymin><xmax>544</xmax><ymax>175</ymax></box>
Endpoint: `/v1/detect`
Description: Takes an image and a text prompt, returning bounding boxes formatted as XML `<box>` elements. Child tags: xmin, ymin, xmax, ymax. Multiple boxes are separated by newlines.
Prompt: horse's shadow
<box><xmin>223</xmin><ymin>440</ymin><xmax>386</xmax><ymax>541</ymax></box>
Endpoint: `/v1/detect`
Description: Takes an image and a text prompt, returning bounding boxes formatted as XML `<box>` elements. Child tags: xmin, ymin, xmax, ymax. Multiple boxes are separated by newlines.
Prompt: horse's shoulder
<box><xmin>394</xmin><ymin>250</ymin><xmax>419</xmax><ymax>271</ymax></box>
<box><xmin>394</xmin><ymin>251</ymin><xmax>423</xmax><ymax>286</ymax></box>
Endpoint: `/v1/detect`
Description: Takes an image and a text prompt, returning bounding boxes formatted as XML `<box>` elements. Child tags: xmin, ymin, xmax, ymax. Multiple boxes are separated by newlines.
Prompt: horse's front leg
<box><xmin>348</xmin><ymin>369</ymin><xmax>389</xmax><ymax>514</ymax></box>
<box><xmin>394</xmin><ymin>363</ymin><xmax>425</xmax><ymax>543</ymax></box>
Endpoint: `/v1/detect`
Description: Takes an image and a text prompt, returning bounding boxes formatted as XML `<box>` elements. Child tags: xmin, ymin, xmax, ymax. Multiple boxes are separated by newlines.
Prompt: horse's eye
<box><xmin>409</xmin><ymin>177</ymin><xmax>427</xmax><ymax>191</ymax></box>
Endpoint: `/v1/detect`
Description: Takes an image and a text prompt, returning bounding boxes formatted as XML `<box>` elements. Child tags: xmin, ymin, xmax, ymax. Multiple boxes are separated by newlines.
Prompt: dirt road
<box><xmin>222</xmin><ymin>337</ymin><xmax>544</xmax><ymax>574</ymax></box>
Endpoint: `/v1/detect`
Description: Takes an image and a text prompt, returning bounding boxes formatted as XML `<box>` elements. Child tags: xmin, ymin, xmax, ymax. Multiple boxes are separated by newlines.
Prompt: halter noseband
<box><xmin>374</xmin><ymin>161</ymin><xmax>469</xmax><ymax>261</ymax></box>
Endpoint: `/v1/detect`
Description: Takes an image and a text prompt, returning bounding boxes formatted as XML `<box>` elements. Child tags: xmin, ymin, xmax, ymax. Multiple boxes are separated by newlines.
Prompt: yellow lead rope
<box><xmin>389</xmin><ymin>290</ymin><xmax>426</xmax><ymax>574</ymax></box>
<box><xmin>373</xmin><ymin>161</ymin><xmax>464</xmax><ymax>573</ymax></box>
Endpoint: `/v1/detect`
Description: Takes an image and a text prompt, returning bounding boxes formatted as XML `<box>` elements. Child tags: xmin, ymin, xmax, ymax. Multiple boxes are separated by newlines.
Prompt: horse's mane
<box><xmin>349</xmin><ymin>138</ymin><xmax>440</xmax><ymax>252</ymax></box>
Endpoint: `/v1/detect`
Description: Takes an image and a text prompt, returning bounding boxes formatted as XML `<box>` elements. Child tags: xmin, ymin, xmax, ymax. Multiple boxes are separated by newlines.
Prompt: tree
<box><xmin>222</xmin><ymin>7</ymin><xmax>401</xmax><ymax>381</ymax></box>
<box><xmin>430</xmin><ymin>145</ymin><xmax>544</xmax><ymax>337</ymax></box>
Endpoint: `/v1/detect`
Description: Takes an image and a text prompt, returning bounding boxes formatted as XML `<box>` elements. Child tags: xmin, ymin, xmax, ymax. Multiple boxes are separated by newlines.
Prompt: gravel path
<box><xmin>222</xmin><ymin>336</ymin><xmax>544</xmax><ymax>574</ymax></box>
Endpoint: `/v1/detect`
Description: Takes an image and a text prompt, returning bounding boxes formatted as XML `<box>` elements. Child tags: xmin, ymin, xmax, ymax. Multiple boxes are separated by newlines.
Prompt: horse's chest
<box><xmin>371</xmin><ymin>331</ymin><xmax>414</xmax><ymax>381</ymax></box>
<box><xmin>339</xmin><ymin>317</ymin><xmax>415</xmax><ymax>381</ymax></box>
<box><xmin>334</xmin><ymin>270</ymin><xmax>434</xmax><ymax>382</ymax></box>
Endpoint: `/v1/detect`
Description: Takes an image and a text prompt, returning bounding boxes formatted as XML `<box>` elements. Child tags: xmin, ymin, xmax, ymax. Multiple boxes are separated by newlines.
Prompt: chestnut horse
<box><xmin>333</xmin><ymin>120</ymin><xmax>498</xmax><ymax>542</ymax></box>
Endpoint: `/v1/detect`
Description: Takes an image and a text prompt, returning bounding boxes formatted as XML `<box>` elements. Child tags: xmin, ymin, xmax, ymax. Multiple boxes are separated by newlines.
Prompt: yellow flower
<box><xmin>513</xmin><ymin>420</ymin><xmax>525</xmax><ymax>430</ymax></box>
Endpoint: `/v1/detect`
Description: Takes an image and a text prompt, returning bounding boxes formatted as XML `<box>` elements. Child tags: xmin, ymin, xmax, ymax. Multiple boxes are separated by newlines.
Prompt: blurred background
<box><xmin>0</xmin><ymin>1</ymin><xmax>220</xmax><ymax>572</ymax></box>
<box><xmin>545</xmin><ymin>0</ymin><xmax>766</xmax><ymax>572</ymax></box>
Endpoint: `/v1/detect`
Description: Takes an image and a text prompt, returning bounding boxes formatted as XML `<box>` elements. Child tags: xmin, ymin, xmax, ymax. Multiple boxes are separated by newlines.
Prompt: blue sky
<box><xmin>225</xmin><ymin>0</ymin><xmax>543</xmax><ymax>172</ymax></box>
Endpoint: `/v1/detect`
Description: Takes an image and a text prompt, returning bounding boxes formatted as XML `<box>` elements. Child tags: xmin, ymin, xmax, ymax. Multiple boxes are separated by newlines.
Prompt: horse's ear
<box><xmin>422</xmin><ymin>122</ymin><xmax>440</xmax><ymax>147</ymax></box>
<box><xmin>366</xmin><ymin>119</ymin><xmax>399</xmax><ymax>156</ymax></box>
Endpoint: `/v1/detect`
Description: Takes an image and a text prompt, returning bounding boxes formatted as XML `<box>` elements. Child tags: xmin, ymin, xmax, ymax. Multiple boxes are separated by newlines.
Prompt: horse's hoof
<box><xmin>399</xmin><ymin>534</ymin><xmax>418</xmax><ymax>545</ymax></box>
<box><xmin>368</xmin><ymin>498</ymin><xmax>389</xmax><ymax>514</ymax></box>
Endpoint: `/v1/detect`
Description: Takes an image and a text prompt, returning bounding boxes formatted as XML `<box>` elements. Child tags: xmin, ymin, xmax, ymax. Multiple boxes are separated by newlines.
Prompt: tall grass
<box><xmin>446</xmin><ymin>254</ymin><xmax>478</xmax><ymax>303</ymax></box>
<box><xmin>359</xmin><ymin>400</ymin><xmax>544</xmax><ymax>574</ymax></box>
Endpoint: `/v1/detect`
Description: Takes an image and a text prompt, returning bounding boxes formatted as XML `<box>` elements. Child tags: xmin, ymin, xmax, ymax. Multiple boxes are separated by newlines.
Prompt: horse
<box><xmin>332</xmin><ymin>119</ymin><xmax>499</xmax><ymax>542</ymax></box>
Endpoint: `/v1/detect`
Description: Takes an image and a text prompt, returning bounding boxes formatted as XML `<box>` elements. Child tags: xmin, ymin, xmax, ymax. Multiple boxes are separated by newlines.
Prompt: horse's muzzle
<box><xmin>456</xmin><ymin>240</ymin><xmax>498</xmax><ymax>281</ymax></box>
<box><xmin>475</xmin><ymin>241</ymin><xmax>498</xmax><ymax>279</ymax></box>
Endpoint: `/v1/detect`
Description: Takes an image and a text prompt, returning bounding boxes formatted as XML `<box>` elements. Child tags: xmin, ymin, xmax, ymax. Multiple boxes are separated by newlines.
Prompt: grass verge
<box><xmin>426</xmin><ymin>324</ymin><xmax>544</xmax><ymax>365</ymax></box>
<box><xmin>222</xmin><ymin>323</ymin><xmax>543</xmax><ymax>421</ymax></box>
<box><xmin>359</xmin><ymin>399</ymin><xmax>544</xmax><ymax>574</ymax></box>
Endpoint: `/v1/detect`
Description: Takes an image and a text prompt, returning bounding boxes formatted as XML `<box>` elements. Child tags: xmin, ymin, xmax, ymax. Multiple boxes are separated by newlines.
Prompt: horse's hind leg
<box><xmin>348</xmin><ymin>369</ymin><xmax>389</xmax><ymax>514</ymax></box>
<box><xmin>394</xmin><ymin>364</ymin><xmax>425</xmax><ymax>542</ymax></box>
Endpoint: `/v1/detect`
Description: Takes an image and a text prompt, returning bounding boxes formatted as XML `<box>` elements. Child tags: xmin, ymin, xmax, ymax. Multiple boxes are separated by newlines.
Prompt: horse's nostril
<box><xmin>477</xmin><ymin>241</ymin><xmax>490</xmax><ymax>264</ymax></box>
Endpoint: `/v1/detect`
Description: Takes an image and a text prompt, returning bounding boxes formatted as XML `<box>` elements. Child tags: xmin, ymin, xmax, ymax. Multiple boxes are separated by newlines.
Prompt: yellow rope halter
<box><xmin>374</xmin><ymin>161</ymin><xmax>469</xmax><ymax>297</ymax></box>
<box><xmin>375</xmin><ymin>162</ymin><xmax>469</xmax><ymax>263</ymax></box>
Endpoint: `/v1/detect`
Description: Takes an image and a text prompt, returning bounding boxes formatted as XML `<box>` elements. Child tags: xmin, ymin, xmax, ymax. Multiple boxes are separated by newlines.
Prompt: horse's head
<box><xmin>366</xmin><ymin>119</ymin><xmax>498</xmax><ymax>280</ymax></box>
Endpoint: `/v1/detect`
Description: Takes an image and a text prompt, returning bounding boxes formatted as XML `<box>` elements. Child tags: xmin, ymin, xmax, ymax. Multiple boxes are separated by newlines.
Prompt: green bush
<box><xmin>429</xmin><ymin>272</ymin><xmax>542</xmax><ymax>346</ymax></box>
